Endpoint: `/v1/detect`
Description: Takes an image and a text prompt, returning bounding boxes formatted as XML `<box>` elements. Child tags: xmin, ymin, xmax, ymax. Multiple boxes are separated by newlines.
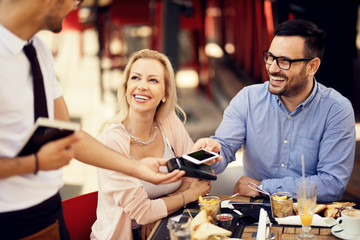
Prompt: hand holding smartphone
<box><xmin>182</xmin><ymin>149</ymin><xmax>219</xmax><ymax>165</ymax></box>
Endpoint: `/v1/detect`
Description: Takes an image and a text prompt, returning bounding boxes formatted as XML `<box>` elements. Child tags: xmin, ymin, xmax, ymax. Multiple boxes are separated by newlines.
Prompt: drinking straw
<box><xmin>301</xmin><ymin>154</ymin><xmax>305</xmax><ymax>184</ymax></box>
<box><xmin>301</xmin><ymin>154</ymin><xmax>306</xmax><ymax>196</ymax></box>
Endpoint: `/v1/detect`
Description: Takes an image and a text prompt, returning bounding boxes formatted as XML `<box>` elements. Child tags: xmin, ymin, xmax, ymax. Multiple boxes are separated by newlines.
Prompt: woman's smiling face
<box><xmin>126</xmin><ymin>58</ymin><xmax>166</xmax><ymax>116</ymax></box>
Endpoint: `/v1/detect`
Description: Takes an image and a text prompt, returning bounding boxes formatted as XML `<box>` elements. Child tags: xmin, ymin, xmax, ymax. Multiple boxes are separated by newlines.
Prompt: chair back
<box><xmin>62</xmin><ymin>191</ymin><xmax>98</xmax><ymax>240</ymax></box>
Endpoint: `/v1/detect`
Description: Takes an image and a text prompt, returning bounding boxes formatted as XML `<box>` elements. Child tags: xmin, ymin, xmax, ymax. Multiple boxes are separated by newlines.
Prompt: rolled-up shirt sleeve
<box><xmin>211</xmin><ymin>89</ymin><xmax>248</xmax><ymax>174</ymax></box>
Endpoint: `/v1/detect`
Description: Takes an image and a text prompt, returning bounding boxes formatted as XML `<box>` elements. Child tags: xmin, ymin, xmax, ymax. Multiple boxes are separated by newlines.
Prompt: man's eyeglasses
<box><xmin>74</xmin><ymin>0</ymin><xmax>84</xmax><ymax>7</ymax></box>
<box><xmin>263</xmin><ymin>50</ymin><xmax>314</xmax><ymax>70</ymax></box>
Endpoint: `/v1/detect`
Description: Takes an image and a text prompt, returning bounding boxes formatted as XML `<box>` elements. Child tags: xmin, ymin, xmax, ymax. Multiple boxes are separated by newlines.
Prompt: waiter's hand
<box><xmin>37</xmin><ymin>132</ymin><xmax>81</xmax><ymax>170</ymax></box>
<box><xmin>233</xmin><ymin>176</ymin><xmax>261</xmax><ymax>197</ymax></box>
<box><xmin>138</xmin><ymin>158</ymin><xmax>185</xmax><ymax>184</ymax></box>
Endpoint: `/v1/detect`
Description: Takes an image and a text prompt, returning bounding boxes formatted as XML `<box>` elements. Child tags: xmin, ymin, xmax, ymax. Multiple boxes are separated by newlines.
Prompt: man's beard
<box><xmin>268</xmin><ymin>76</ymin><xmax>308</xmax><ymax>98</ymax></box>
<box><xmin>268</xmin><ymin>73</ymin><xmax>287</xmax><ymax>96</ymax></box>
<box><xmin>44</xmin><ymin>6</ymin><xmax>64</xmax><ymax>33</ymax></box>
<box><xmin>51</xmin><ymin>25</ymin><xmax>63</xmax><ymax>33</ymax></box>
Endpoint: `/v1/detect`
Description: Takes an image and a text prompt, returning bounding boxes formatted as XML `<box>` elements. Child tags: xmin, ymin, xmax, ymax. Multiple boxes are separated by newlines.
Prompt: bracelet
<box><xmin>178</xmin><ymin>192</ymin><xmax>186</xmax><ymax>208</ymax></box>
<box><xmin>34</xmin><ymin>153</ymin><xmax>39</xmax><ymax>175</ymax></box>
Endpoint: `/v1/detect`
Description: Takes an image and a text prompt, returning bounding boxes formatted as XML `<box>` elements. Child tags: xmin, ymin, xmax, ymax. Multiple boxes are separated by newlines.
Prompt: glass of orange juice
<box><xmin>296</xmin><ymin>180</ymin><xmax>317</xmax><ymax>240</ymax></box>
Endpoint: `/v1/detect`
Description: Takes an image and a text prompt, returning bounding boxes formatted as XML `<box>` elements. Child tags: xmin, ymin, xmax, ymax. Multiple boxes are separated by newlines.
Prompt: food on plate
<box><xmin>191</xmin><ymin>222</ymin><xmax>232</xmax><ymax>240</ymax></box>
<box><xmin>271</xmin><ymin>192</ymin><xmax>294</xmax><ymax>218</ymax></box>
<box><xmin>198</xmin><ymin>196</ymin><xmax>221</xmax><ymax>221</ymax></box>
<box><xmin>293</xmin><ymin>203</ymin><xmax>326</xmax><ymax>215</ymax></box>
<box><xmin>323</xmin><ymin>206</ymin><xmax>339</xmax><ymax>218</ymax></box>
<box><xmin>191</xmin><ymin>209</ymin><xmax>232</xmax><ymax>240</ymax></box>
<box><xmin>323</xmin><ymin>202</ymin><xmax>356</xmax><ymax>218</ymax></box>
<box><xmin>190</xmin><ymin>210</ymin><xmax>210</xmax><ymax>232</ymax></box>
<box><xmin>272</xmin><ymin>195</ymin><xmax>288</xmax><ymax>201</ymax></box>
<box><xmin>293</xmin><ymin>202</ymin><xmax>356</xmax><ymax>218</ymax></box>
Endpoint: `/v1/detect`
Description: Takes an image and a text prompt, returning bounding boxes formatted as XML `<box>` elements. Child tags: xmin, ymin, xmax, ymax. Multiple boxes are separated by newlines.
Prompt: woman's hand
<box><xmin>162</xmin><ymin>179</ymin><xmax>211</xmax><ymax>215</ymax></box>
<box><xmin>186</xmin><ymin>179</ymin><xmax>211</xmax><ymax>202</ymax></box>
<box><xmin>192</xmin><ymin>138</ymin><xmax>222</xmax><ymax>165</ymax></box>
<box><xmin>172</xmin><ymin>177</ymin><xmax>193</xmax><ymax>194</ymax></box>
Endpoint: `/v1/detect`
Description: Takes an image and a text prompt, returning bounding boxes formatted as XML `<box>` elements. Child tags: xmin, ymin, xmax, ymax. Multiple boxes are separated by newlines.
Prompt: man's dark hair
<box><xmin>274</xmin><ymin>19</ymin><xmax>326</xmax><ymax>60</ymax></box>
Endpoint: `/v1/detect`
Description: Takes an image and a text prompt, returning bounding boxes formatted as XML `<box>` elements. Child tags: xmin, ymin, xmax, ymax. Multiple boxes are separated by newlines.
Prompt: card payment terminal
<box><xmin>167</xmin><ymin>157</ymin><xmax>217</xmax><ymax>180</ymax></box>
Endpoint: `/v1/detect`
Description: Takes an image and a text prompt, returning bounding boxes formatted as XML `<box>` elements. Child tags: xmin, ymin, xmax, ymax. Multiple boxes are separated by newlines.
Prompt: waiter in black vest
<box><xmin>0</xmin><ymin>0</ymin><xmax>185</xmax><ymax>239</ymax></box>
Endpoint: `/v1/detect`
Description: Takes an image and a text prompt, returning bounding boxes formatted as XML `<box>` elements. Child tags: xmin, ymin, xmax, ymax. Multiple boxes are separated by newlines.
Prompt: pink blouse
<box><xmin>91</xmin><ymin>112</ymin><xmax>194</xmax><ymax>240</ymax></box>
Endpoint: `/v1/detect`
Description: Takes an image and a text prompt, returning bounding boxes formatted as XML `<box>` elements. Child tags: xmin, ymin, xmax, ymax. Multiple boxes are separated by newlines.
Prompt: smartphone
<box><xmin>182</xmin><ymin>149</ymin><xmax>219</xmax><ymax>165</ymax></box>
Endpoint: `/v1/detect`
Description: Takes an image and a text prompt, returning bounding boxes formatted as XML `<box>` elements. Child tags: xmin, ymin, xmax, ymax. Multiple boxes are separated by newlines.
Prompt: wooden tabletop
<box><xmin>241</xmin><ymin>226</ymin><xmax>340</xmax><ymax>240</ymax></box>
<box><xmin>147</xmin><ymin>195</ymin><xmax>344</xmax><ymax>240</ymax></box>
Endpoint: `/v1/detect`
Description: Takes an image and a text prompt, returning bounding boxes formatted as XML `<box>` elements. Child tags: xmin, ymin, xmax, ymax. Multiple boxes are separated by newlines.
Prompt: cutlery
<box><xmin>233</xmin><ymin>209</ymin><xmax>243</xmax><ymax>216</ymax></box>
<box><xmin>228</xmin><ymin>193</ymin><xmax>239</xmax><ymax>199</ymax></box>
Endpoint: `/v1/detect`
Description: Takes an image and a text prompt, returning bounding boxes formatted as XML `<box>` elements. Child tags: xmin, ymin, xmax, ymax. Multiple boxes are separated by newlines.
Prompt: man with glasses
<box><xmin>209</xmin><ymin>19</ymin><xmax>356</xmax><ymax>202</ymax></box>
<box><xmin>0</xmin><ymin>0</ymin><xmax>187</xmax><ymax>239</ymax></box>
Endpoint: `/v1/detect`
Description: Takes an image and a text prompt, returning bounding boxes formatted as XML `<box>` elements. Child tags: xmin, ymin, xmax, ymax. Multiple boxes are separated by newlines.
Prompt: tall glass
<box><xmin>168</xmin><ymin>215</ymin><xmax>191</xmax><ymax>240</ymax></box>
<box><xmin>296</xmin><ymin>181</ymin><xmax>317</xmax><ymax>240</ymax></box>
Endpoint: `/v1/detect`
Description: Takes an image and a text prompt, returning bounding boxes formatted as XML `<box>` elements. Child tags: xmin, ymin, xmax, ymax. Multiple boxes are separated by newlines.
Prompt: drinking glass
<box><xmin>270</xmin><ymin>192</ymin><xmax>294</xmax><ymax>218</ymax></box>
<box><xmin>198</xmin><ymin>196</ymin><xmax>221</xmax><ymax>222</ymax></box>
<box><xmin>296</xmin><ymin>181</ymin><xmax>317</xmax><ymax>240</ymax></box>
<box><xmin>168</xmin><ymin>215</ymin><xmax>191</xmax><ymax>240</ymax></box>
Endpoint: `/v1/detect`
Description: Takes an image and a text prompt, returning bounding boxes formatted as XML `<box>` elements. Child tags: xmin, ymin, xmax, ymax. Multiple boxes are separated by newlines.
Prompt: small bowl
<box><xmin>216</xmin><ymin>213</ymin><xmax>233</xmax><ymax>230</ymax></box>
<box><xmin>270</xmin><ymin>192</ymin><xmax>294</xmax><ymax>218</ymax></box>
<box><xmin>199</xmin><ymin>196</ymin><xmax>221</xmax><ymax>221</ymax></box>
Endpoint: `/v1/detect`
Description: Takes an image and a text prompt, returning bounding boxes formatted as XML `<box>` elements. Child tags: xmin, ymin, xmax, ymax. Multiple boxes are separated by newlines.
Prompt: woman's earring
<box><xmin>162</xmin><ymin>98</ymin><xmax>166</xmax><ymax>103</ymax></box>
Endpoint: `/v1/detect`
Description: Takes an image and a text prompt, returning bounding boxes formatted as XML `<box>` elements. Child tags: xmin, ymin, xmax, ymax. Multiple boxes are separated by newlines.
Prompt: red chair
<box><xmin>62</xmin><ymin>191</ymin><xmax>98</xmax><ymax>240</ymax></box>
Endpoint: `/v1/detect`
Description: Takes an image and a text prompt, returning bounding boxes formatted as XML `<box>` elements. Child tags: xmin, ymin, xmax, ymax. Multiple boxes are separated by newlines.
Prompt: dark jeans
<box><xmin>0</xmin><ymin>192</ymin><xmax>70</xmax><ymax>240</ymax></box>
<box><xmin>132</xmin><ymin>227</ymin><xmax>142</xmax><ymax>240</ymax></box>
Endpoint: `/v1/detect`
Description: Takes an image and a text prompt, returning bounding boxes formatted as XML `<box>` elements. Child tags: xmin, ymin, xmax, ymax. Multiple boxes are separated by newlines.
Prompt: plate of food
<box><xmin>274</xmin><ymin>202</ymin><xmax>356</xmax><ymax>227</ymax></box>
<box><xmin>191</xmin><ymin>209</ymin><xmax>232</xmax><ymax>240</ymax></box>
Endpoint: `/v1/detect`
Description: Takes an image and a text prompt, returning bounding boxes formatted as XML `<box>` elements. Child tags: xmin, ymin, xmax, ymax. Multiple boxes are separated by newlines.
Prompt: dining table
<box><xmin>147</xmin><ymin>195</ymin><xmax>360</xmax><ymax>240</ymax></box>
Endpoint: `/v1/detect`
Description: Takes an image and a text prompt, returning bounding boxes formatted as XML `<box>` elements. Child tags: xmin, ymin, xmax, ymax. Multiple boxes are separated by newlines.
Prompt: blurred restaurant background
<box><xmin>37</xmin><ymin>0</ymin><xmax>360</xmax><ymax>201</ymax></box>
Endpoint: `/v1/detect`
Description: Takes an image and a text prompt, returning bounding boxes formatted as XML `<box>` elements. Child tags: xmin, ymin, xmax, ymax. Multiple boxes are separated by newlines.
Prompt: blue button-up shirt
<box><xmin>212</xmin><ymin>80</ymin><xmax>355</xmax><ymax>201</ymax></box>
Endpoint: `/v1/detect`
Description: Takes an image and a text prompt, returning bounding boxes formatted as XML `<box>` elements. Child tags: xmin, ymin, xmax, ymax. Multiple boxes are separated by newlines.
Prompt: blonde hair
<box><xmin>99</xmin><ymin>49</ymin><xmax>185</xmax><ymax>133</ymax></box>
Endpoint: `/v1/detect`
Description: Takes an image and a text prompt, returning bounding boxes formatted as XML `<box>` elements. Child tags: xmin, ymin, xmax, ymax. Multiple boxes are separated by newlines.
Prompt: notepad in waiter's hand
<box><xmin>17</xmin><ymin>118</ymin><xmax>80</xmax><ymax>156</ymax></box>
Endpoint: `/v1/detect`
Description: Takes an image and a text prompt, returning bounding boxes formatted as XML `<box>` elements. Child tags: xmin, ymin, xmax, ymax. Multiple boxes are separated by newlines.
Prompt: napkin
<box><xmin>221</xmin><ymin>200</ymin><xmax>243</xmax><ymax>216</ymax></box>
<box><xmin>275</xmin><ymin>214</ymin><xmax>336</xmax><ymax>227</ymax></box>
<box><xmin>256</xmin><ymin>208</ymin><xmax>268</xmax><ymax>240</ymax></box>
<box><xmin>221</xmin><ymin>200</ymin><xmax>234</xmax><ymax>209</ymax></box>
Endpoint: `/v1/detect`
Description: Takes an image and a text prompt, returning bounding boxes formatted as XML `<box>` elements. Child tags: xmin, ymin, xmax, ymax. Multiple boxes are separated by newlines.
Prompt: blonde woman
<box><xmin>91</xmin><ymin>49</ymin><xmax>220</xmax><ymax>240</ymax></box>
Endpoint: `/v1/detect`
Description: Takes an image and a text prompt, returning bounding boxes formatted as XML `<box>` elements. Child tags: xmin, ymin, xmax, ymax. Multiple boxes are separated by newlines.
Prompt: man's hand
<box><xmin>233</xmin><ymin>176</ymin><xmax>261</xmax><ymax>197</ymax></box>
<box><xmin>37</xmin><ymin>132</ymin><xmax>81</xmax><ymax>171</ymax></box>
<box><xmin>136</xmin><ymin>158</ymin><xmax>185</xmax><ymax>184</ymax></box>
<box><xmin>192</xmin><ymin>138</ymin><xmax>222</xmax><ymax>165</ymax></box>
